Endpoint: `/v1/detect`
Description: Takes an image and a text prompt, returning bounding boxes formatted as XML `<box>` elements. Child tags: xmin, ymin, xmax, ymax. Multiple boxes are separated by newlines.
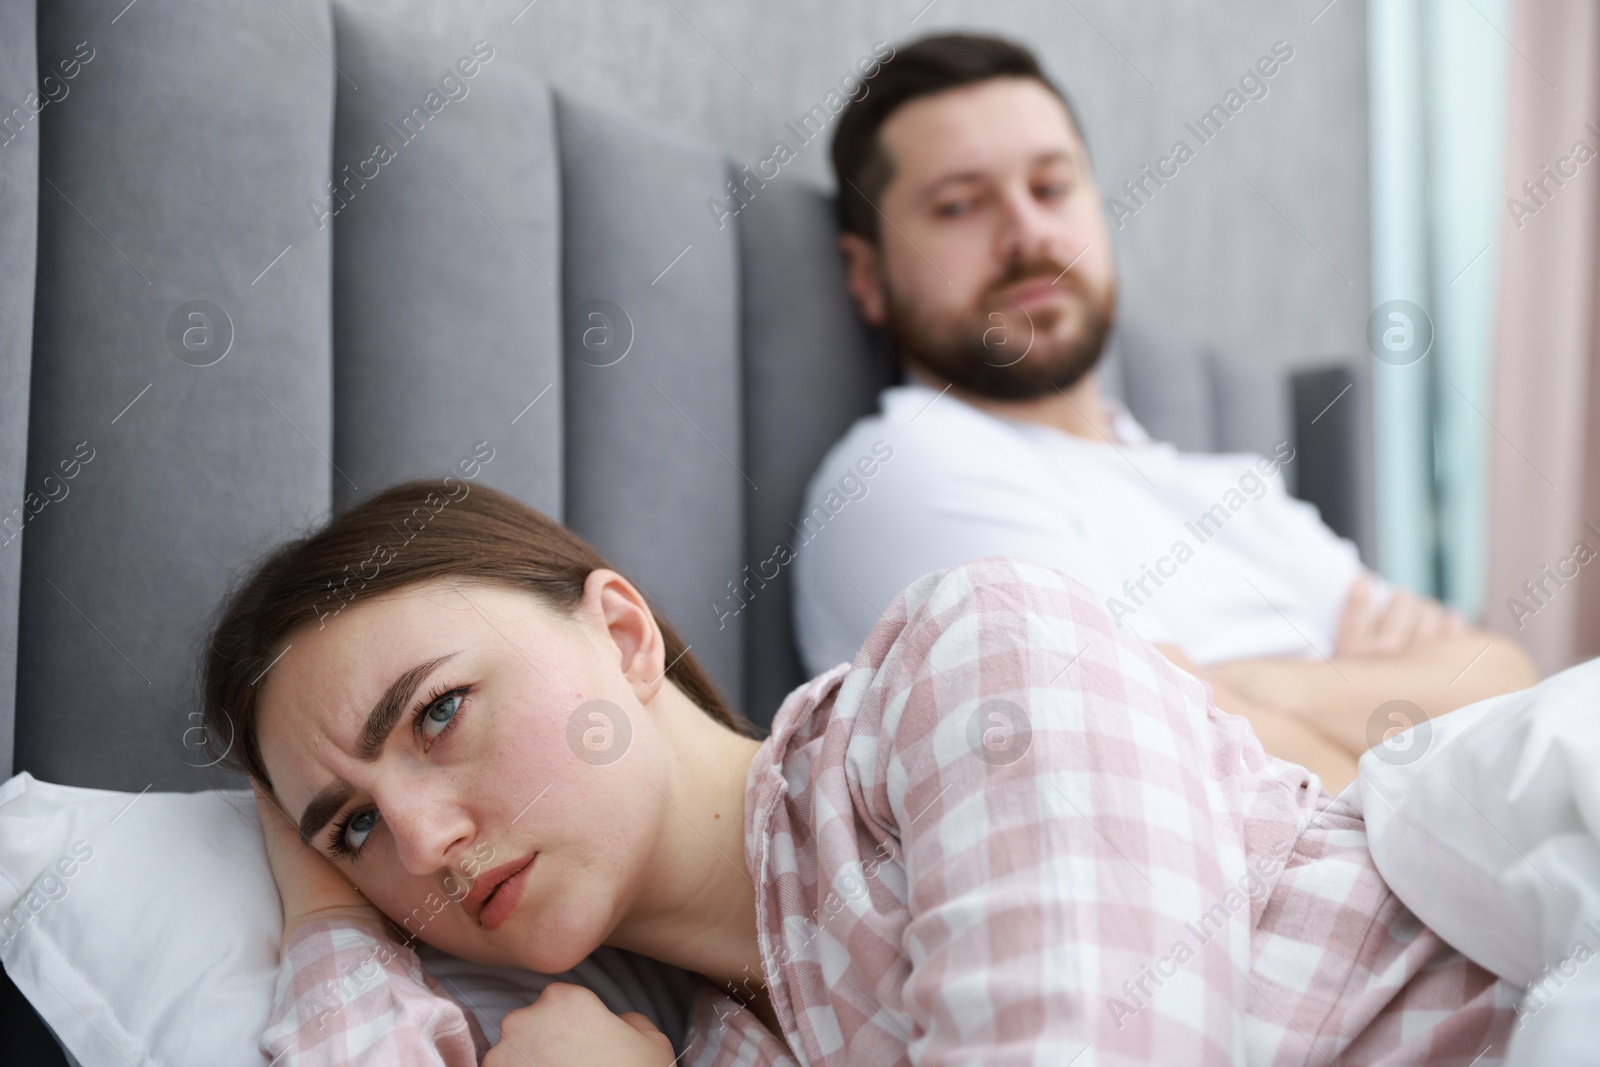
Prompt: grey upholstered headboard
<box><xmin>0</xmin><ymin>0</ymin><xmax>1372</xmax><ymax>790</ymax></box>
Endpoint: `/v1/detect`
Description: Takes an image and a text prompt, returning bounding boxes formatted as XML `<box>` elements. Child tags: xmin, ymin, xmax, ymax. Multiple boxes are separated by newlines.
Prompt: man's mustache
<box><xmin>981</xmin><ymin>259</ymin><xmax>1086</xmax><ymax>304</ymax></box>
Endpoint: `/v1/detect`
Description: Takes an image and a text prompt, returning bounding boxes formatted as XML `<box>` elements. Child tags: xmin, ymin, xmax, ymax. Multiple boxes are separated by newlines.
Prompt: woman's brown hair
<box><xmin>200</xmin><ymin>477</ymin><xmax>760</xmax><ymax>791</ymax></box>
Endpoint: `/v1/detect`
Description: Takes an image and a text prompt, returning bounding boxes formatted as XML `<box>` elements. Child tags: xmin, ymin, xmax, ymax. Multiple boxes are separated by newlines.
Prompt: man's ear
<box><xmin>580</xmin><ymin>569</ymin><xmax>666</xmax><ymax>705</ymax></box>
<box><xmin>838</xmin><ymin>231</ymin><xmax>888</xmax><ymax>328</ymax></box>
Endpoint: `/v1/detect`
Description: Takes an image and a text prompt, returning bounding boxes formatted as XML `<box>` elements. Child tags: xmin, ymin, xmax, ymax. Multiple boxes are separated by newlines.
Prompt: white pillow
<box><xmin>0</xmin><ymin>772</ymin><xmax>701</xmax><ymax>1065</ymax></box>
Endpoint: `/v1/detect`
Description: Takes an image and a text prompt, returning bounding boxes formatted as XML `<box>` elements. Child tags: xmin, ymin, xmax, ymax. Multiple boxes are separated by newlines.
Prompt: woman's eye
<box><xmin>936</xmin><ymin>199</ymin><xmax>973</xmax><ymax>218</ymax></box>
<box><xmin>423</xmin><ymin>692</ymin><xmax>461</xmax><ymax>741</ymax></box>
<box><xmin>1037</xmin><ymin>182</ymin><xmax>1069</xmax><ymax>200</ymax></box>
<box><xmin>344</xmin><ymin>808</ymin><xmax>378</xmax><ymax>852</ymax></box>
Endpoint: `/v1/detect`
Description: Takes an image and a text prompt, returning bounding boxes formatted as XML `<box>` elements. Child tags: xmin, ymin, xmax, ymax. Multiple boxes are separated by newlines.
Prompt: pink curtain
<box><xmin>1486</xmin><ymin>0</ymin><xmax>1600</xmax><ymax>675</ymax></box>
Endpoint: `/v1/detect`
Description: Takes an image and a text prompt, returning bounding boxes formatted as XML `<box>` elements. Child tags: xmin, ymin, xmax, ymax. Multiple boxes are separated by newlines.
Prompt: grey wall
<box><xmin>355</xmin><ymin>0</ymin><xmax>1370</xmax><ymax>374</ymax></box>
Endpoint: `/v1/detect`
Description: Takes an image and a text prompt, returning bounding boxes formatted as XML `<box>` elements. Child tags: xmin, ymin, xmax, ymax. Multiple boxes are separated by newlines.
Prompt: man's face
<box><xmin>841</xmin><ymin>76</ymin><xmax>1118</xmax><ymax>399</ymax></box>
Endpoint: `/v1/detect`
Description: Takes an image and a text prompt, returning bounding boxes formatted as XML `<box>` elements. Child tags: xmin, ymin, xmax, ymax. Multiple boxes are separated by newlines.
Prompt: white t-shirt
<box><xmin>791</xmin><ymin>378</ymin><xmax>1384</xmax><ymax>677</ymax></box>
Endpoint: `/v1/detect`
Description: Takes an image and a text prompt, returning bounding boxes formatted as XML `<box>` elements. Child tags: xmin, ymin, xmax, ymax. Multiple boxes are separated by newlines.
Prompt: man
<box><xmin>792</xmin><ymin>33</ymin><xmax>1537</xmax><ymax>791</ymax></box>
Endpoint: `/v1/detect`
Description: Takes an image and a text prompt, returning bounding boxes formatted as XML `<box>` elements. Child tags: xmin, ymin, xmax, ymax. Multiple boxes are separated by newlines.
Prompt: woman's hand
<box><xmin>253</xmin><ymin>782</ymin><xmax>393</xmax><ymax>951</ymax></box>
<box><xmin>484</xmin><ymin>982</ymin><xmax>675</xmax><ymax>1066</ymax></box>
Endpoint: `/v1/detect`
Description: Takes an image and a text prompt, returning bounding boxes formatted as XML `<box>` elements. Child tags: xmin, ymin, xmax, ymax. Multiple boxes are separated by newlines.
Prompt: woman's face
<box><xmin>255</xmin><ymin>573</ymin><xmax>675</xmax><ymax>973</ymax></box>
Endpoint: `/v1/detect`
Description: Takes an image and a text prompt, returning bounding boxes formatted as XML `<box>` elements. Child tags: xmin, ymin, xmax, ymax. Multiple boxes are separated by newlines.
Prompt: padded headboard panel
<box><xmin>16</xmin><ymin>0</ymin><xmax>337</xmax><ymax>793</ymax></box>
<box><xmin>329</xmin><ymin>1</ymin><xmax>563</xmax><ymax>519</ymax></box>
<box><xmin>737</xmin><ymin>177</ymin><xmax>890</xmax><ymax>720</ymax></box>
<box><xmin>556</xmin><ymin>91</ymin><xmax>747</xmax><ymax>710</ymax></box>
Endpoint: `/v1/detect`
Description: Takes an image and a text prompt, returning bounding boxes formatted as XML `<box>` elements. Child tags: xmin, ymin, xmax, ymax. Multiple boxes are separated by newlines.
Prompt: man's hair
<box><xmin>830</xmin><ymin>33</ymin><xmax>1089</xmax><ymax>242</ymax></box>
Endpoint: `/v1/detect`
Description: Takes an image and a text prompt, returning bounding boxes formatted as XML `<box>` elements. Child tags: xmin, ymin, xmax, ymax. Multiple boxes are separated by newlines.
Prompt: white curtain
<box><xmin>1367</xmin><ymin>0</ymin><xmax>1508</xmax><ymax>621</ymax></box>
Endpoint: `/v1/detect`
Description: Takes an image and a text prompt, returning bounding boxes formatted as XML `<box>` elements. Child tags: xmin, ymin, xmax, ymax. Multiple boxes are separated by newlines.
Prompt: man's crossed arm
<box><xmin>1159</xmin><ymin>575</ymin><xmax>1540</xmax><ymax>794</ymax></box>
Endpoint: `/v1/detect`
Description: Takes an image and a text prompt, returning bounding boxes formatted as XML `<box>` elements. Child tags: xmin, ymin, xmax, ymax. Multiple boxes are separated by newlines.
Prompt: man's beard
<box><xmin>882</xmin><ymin>258</ymin><xmax>1118</xmax><ymax>401</ymax></box>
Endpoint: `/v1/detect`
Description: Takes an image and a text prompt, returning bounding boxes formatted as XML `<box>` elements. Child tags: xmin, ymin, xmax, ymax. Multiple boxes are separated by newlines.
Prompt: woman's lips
<box><xmin>478</xmin><ymin>853</ymin><xmax>536</xmax><ymax>931</ymax></box>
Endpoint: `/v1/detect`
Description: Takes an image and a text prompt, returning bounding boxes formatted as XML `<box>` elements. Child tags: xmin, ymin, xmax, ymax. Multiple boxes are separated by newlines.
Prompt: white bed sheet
<box><xmin>1359</xmin><ymin>656</ymin><xmax>1600</xmax><ymax>1066</ymax></box>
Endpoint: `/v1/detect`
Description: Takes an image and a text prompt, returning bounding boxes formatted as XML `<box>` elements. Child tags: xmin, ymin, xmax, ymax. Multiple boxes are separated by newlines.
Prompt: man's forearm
<box><xmin>1205</xmin><ymin>630</ymin><xmax>1539</xmax><ymax>757</ymax></box>
<box><xmin>1156</xmin><ymin>644</ymin><xmax>1358</xmax><ymax>792</ymax></box>
<box><xmin>1216</xmin><ymin>690</ymin><xmax>1358</xmax><ymax>793</ymax></box>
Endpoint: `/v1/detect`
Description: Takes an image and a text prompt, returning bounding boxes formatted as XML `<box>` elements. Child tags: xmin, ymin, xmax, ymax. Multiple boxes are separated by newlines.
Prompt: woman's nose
<box><xmin>380</xmin><ymin>785</ymin><xmax>475</xmax><ymax>879</ymax></box>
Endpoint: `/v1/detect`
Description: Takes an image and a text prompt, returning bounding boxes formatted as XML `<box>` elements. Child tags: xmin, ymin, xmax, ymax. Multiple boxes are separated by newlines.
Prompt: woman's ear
<box><xmin>580</xmin><ymin>569</ymin><xmax>666</xmax><ymax>705</ymax></box>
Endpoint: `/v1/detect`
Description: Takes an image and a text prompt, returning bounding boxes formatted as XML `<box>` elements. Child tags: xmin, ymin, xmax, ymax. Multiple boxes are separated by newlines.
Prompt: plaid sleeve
<box><xmin>856</xmin><ymin>556</ymin><xmax>1276</xmax><ymax>1065</ymax></box>
<box><xmin>682</xmin><ymin>981</ymin><xmax>802</xmax><ymax>1066</ymax></box>
<box><xmin>261</xmin><ymin>918</ymin><xmax>490</xmax><ymax>1066</ymax></box>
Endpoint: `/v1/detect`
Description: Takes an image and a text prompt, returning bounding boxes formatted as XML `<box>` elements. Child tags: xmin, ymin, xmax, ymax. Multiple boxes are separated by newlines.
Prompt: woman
<box><xmin>205</xmin><ymin>479</ymin><xmax>1513</xmax><ymax>1065</ymax></box>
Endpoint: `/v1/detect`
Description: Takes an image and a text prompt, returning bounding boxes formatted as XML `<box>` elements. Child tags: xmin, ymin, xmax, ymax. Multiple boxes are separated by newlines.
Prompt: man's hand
<box><xmin>484</xmin><ymin>982</ymin><xmax>676</xmax><ymax>1066</ymax></box>
<box><xmin>1159</xmin><ymin>578</ymin><xmax>1537</xmax><ymax>781</ymax></box>
<box><xmin>254</xmin><ymin>783</ymin><xmax>393</xmax><ymax>952</ymax></box>
<box><xmin>1335</xmin><ymin>573</ymin><xmax>1468</xmax><ymax>658</ymax></box>
<box><xmin>1158</xmin><ymin>644</ymin><xmax>1358</xmax><ymax>793</ymax></box>
<box><xmin>1206</xmin><ymin>579</ymin><xmax>1538</xmax><ymax>758</ymax></box>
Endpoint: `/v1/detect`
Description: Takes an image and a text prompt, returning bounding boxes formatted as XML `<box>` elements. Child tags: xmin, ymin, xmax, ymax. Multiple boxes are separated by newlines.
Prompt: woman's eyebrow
<box><xmin>295</xmin><ymin>650</ymin><xmax>461</xmax><ymax>847</ymax></box>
